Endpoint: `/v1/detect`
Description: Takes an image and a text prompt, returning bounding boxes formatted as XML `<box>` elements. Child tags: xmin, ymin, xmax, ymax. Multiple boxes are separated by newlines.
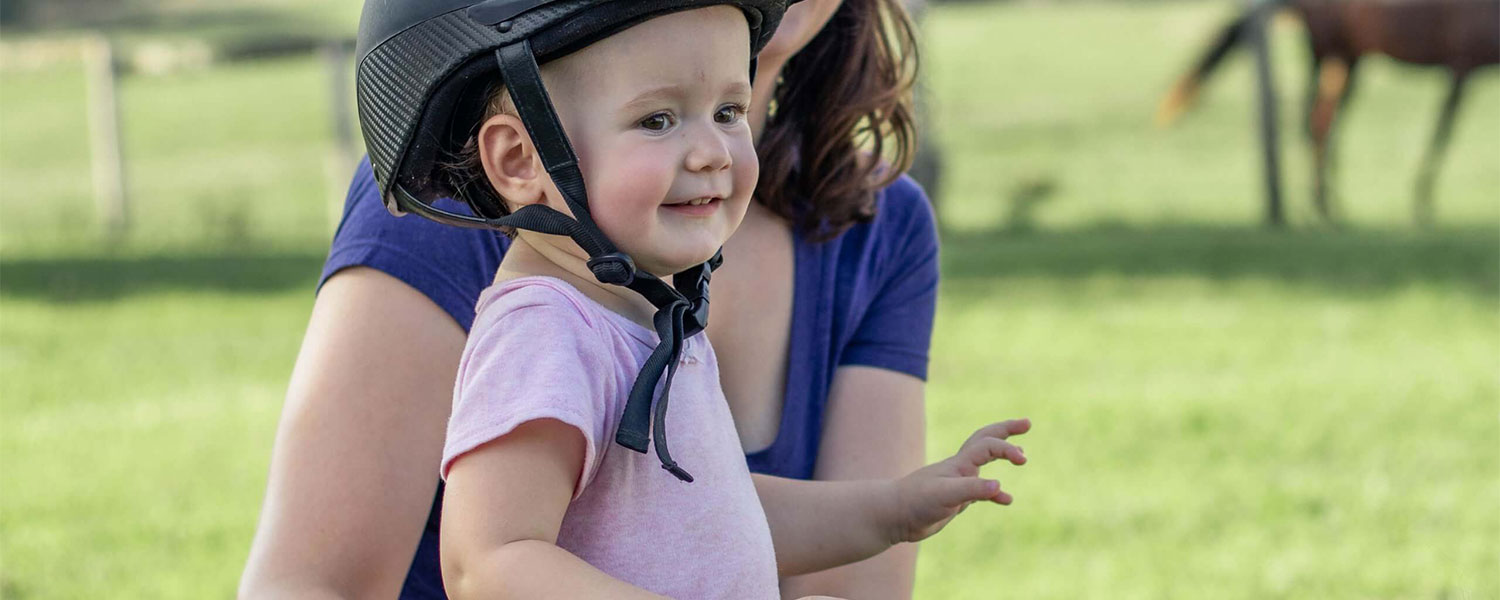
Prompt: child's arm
<box><xmin>755</xmin><ymin>419</ymin><xmax>1031</xmax><ymax>576</ymax></box>
<box><xmin>440</xmin><ymin>418</ymin><xmax>667</xmax><ymax>600</ymax></box>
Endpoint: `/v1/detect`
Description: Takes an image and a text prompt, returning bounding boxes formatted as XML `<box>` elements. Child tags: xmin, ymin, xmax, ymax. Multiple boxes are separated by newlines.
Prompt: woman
<box><xmin>239</xmin><ymin>0</ymin><xmax>932</xmax><ymax>597</ymax></box>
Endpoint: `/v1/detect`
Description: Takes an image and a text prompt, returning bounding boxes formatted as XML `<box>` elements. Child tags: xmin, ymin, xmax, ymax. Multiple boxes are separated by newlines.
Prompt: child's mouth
<box><xmin>661</xmin><ymin>196</ymin><xmax>722</xmax><ymax>216</ymax></box>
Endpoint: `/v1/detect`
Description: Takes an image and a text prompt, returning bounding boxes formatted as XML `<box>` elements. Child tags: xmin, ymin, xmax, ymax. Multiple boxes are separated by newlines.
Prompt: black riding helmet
<box><xmin>355</xmin><ymin>0</ymin><xmax>797</xmax><ymax>482</ymax></box>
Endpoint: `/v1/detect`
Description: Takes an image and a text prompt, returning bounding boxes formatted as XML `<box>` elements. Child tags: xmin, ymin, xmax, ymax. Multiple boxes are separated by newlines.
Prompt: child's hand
<box><xmin>889</xmin><ymin>418</ymin><xmax>1031</xmax><ymax>544</ymax></box>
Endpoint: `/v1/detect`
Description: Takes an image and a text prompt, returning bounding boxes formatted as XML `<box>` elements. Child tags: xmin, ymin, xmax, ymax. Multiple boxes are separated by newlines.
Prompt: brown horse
<box><xmin>1158</xmin><ymin>0</ymin><xmax>1499</xmax><ymax>225</ymax></box>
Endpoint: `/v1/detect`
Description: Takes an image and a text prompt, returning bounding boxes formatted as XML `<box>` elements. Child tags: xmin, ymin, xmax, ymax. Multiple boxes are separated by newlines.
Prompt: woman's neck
<box><xmin>495</xmin><ymin>234</ymin><xmax>661</xmax><ymax>327</ymax></box>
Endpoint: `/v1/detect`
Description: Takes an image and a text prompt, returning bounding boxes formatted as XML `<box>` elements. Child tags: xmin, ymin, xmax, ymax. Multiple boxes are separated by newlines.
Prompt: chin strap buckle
<box><xmin>678</xmin><ymin>249</ymin><xmax>721</xmax><ymax>335</ymax></box>
<box><xmin>686</xmin><ymin>297</ymin><xmax>710</xmax><ymax>335</ymax></box>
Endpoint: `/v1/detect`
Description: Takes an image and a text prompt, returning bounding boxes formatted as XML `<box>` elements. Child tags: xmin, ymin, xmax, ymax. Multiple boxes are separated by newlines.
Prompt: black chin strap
<box><xmin>610</xmin><ymin>249</ymin><xmax>720</xmax><ymax>482</ymax></box>
<box><xmin>395</xmin><ymin>39</ymin><xmax>723</xmax><ymax>482</ymax></box>
<box><xmin>614</xmin><ymin>296</ymin><xmax>693</xmax><ymax>480</ymax></box>
<box><xmin>495</xmin><ymin>42</ymin><xmax>618</xmax><ymax>261</ymax></box>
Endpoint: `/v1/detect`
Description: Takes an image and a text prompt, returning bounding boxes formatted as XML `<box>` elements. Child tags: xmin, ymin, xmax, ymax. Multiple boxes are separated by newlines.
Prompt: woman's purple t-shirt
<box><xmin>318</xmin><ymin>158</ymin><xmax>939</xmax><ymax>598</ymax></box>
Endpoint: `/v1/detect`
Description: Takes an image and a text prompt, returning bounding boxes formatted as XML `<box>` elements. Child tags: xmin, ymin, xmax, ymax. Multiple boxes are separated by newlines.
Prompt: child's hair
<box><xmin>437</xmin><ymin>0</ymin><xmax>919</xmax><ymax>242</ymax></box>
<box><xmin>438</xmin><ymin>83</ymin><xmax>519</xmax><ymax>236</ymax></box>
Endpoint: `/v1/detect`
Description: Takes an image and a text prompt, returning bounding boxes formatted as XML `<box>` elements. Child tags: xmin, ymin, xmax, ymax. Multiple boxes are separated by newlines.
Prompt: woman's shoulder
<box><xmin>871</xmin><ymin>173</ymin><xmax>936</xmax><ymax>231</ymax></box>
<box><xmin>323</xmin><ymin>158</ymin><xmax>510</xmax><ymax>332</ymax></box>
<box><xmin>333</xmin><ymin>158</ymin><xmax>508</xmax><ymax>250</ymax></box>
<box><xmin>824</xmin><ymin>172</ymin><xmax>938</xmax><ymax>256</ymax></box>
<box><xmin>878</xmin><ymin>172</ymin><xmax>930</xmax><ymax>205</ymax></box>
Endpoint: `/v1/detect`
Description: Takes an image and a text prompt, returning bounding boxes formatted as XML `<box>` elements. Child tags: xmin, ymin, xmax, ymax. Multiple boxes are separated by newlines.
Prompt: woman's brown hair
<box><xmin>756</xmin><ymin>0</ymin><xmax>920</xmax><ymax>242</ymax></box>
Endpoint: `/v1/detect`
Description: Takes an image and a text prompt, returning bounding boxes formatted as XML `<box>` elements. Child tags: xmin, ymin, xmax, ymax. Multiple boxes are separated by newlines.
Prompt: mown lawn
<box><xmin>2</xmin><ymin>1</ymin><xmax>1496</xmax><ymax>598</ymax></box>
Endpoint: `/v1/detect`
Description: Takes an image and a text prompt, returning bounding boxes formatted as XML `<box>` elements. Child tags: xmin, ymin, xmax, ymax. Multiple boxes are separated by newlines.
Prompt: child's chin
<box><xmin>639</xmin><ymin>251</ymin><xmax>719</xmax><ymax>277</ymax></box>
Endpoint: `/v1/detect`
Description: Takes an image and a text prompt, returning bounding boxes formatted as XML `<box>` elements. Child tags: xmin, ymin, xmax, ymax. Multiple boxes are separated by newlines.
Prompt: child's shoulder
<box><xmin>470</xmin><ymin>276</ymin><xmax>610</xmax><ymax>343</ymax></box>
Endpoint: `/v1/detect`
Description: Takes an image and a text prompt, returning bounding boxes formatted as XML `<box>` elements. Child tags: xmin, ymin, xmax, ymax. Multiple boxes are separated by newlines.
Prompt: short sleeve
<box><xmin>839</xmin><ymin>177</ymin><xmax>940</xmax><ymax>380</ymax></box>
<box><xmin>440</xmin><ymin>285</ymin><xmax>620</xmax><ymax>499</ymax></box>
<box><xmin>318</xmin><ymin>157</ymin><xmax>509</xmax><ymax>333</ymax></box>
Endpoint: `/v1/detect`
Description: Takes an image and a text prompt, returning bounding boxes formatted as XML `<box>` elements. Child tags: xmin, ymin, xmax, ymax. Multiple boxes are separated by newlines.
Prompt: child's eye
<box><xmin>640</xmin><ymin>113</ymin><xmax>675</xmax><ymax>131</ymax></box>
<box><xmin>714</xmin><ymin>104</ymin><xmax>747</xmax><ymax>125</ymax></box>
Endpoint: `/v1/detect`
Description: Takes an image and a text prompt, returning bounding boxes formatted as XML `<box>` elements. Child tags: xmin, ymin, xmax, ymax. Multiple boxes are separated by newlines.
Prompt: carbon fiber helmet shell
<box><xmin>355</xmin><ymin>0</ymin><xmax>791</xmax><ymax>216</ymax></box>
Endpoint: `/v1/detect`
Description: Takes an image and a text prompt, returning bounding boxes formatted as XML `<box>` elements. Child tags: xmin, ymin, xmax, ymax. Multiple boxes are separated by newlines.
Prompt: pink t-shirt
<box><xmin>441</xmin><ymin>276</ymin><xmax>779</xmax><ymax>599</ymax></box>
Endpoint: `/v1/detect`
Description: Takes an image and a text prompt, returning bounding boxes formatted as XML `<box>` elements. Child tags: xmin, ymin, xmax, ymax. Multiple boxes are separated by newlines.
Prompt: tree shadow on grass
<box><xmin>0</xmin><ymin>250</ymin><xmax>326</xmax><ymax>304</ymax></box>
<box><xmin>6</xmin><ymin>5</ymin><xmax>327</xmax><ymax>39</ymax></box>
<box><xmin>3</xmin><ymin>225</ymin><xmax>1494</xmax><ymax>304</ymax></box>
<box><xmin>941</xmin><ymin>224</ymin><xmax>1499</xmax><ymax>299</ymax></box>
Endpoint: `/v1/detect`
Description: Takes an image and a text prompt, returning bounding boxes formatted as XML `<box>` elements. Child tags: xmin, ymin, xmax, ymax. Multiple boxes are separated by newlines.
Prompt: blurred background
<box><xmin>1</xmin><ymin>0</ymin><xmax>1496</xmax><ymax>597</ymax></box>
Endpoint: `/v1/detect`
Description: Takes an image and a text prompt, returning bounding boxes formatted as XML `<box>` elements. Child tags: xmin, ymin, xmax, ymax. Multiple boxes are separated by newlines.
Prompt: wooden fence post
<box><xmin>83</xmin><ymin>34</ymin><xmax>128</xmax><ymax>239</ymax></box>
<box><xmin>323</xmin><ymin>39</ymin><xmax>357</xmax><ymax>233</ymax></box>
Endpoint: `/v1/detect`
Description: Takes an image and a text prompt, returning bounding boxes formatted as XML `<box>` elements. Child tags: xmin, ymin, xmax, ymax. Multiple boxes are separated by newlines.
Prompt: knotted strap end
<box><xmin>614</xmin><ymin>428</ymin><xmax>649</xmax><ymax>454</ymax></box>
<box><xmin>662</xmin><ymin>463</ymin><xmax>694</xmax><ymax>483</ymax></box>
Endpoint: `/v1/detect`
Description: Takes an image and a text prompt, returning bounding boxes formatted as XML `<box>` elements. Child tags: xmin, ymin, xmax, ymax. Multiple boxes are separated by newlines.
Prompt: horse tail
<box><xmin>1155</xmin><ymin>7</ymin><xmax>1258</xmax><ymax>126</ymax></box>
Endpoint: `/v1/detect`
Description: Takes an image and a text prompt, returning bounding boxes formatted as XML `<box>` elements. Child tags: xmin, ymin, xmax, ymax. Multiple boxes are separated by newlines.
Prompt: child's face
<box><xmin>535</xmin><ymin>6</ymin><xmax>756</xmax><ymax>276</ymax></box>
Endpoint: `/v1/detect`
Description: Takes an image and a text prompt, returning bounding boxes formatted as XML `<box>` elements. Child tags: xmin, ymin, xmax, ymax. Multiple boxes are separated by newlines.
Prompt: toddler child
<box><xmin>352</xmin><ymin>1</ymin><xmax>1030</xmax><ymax>597</ymax></box>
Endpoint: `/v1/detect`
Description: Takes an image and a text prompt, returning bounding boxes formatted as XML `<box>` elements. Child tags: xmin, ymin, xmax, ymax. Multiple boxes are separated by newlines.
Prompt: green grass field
<box><xmin>2</xmin><ymin>1</ymin><xmax>1497</xmax><ymax>598</ymax></box>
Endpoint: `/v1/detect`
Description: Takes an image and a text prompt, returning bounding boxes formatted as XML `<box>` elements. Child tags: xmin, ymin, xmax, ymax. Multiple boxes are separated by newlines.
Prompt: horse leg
<box><xmin>1413</xmin><ymin>70</ymin><xmax>1469</xmax><ymax>227</ymax></box>
<box><xmin>1303</xmin><ymin>54</ymin><xmax>1323</xmax><ymax>139</ymax></box>
<box><xmin>1327</xmin><ymin>58</ymin><xmax>1360</xmax><ymax>221</ymax></box>
<box><xmin>1308</xmin><ymin>56</ymin><xmax>1353</xmax><ymax>223</ymax></box>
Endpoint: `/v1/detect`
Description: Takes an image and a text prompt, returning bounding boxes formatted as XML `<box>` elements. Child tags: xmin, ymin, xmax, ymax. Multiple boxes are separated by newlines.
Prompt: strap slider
<box><xmin>685</xmin><ymin>298</ymin><xmax>709</xmax><ymax>334</ymax></box>
<box><xmin>588</xmin><ymin>253</ymin><xmax>636</xmax><ymax>286</ymax></box>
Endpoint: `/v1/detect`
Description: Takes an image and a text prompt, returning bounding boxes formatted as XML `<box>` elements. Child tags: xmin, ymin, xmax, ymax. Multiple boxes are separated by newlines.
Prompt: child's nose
<box><xmin>683</xmin><ymin>126</ymin><xmax>732</xmax><ymax>173</ymax></box>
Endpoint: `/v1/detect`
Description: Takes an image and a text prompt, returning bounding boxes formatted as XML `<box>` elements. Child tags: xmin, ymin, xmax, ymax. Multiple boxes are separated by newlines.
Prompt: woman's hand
<box><xmin>888</xmin><ymin>419</ymin><xmax>1031</xmax><ymax>544</ymax></box>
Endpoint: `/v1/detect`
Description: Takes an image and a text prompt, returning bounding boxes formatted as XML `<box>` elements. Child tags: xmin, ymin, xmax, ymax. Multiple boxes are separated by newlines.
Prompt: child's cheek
<box><xmin>588</xmin><ymin>146</ymin><xmax>675</xmax><ymax>230</ymax></box>
<box><xmin>606</xmin><ymin>149</ymin><xmax>674</xmax><ymax>203</ymax></box>
<box><xmin>728</xmin><ymin>135</ymin><xmax>759</xmax><ymax>204</ymax></box>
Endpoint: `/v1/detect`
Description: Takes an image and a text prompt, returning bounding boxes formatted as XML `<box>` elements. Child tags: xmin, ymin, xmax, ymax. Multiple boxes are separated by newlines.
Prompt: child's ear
<box><xmin>477</xmin><ymin>113</ymin><xmax>544</xmax><ymax>207</ymax></box>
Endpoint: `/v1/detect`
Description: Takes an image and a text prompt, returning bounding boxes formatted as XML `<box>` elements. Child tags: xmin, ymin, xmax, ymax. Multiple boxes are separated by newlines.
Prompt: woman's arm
<box><xmin>779</xmin><ymin>366</ymin><xmax>927</xmax><ymax>600</ymax></box>
<box><xmin>441</xmin><ymin>419</ymin><xmax>666</xmax><ymax>599</ymax></box>
<box><xmin>239</xmin><ymin>267</ymin><xmax>463</xmax><ymax>599</ymax></box>
<box><xmin>779</xmin><ymin>178</ymin><xmax>939</xmax><ymax>598</ymax></box>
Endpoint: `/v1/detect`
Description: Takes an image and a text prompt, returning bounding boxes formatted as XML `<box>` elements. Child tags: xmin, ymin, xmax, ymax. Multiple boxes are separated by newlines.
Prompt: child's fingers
<box><xmin>934</xmin><ymin>476</ymin><xmax>1004</xmax><ymax>507</ymax></box>
<box><xmin>957</xmin><ymin>436</ymin><xmax>1027</xmax><ymax>470</ymax></box>
<box><xmin>962</xmin><ymin>419</ymin><xmax>1031</xmax><ymax>447</ymax></box>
